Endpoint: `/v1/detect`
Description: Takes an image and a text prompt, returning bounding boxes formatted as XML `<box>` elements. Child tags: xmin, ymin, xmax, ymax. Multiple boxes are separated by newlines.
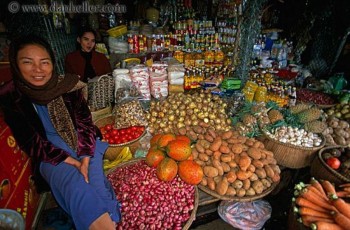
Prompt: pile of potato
<box><xmin>322</xmin><ymin>116</ymin><xmax>350</xmax><ymax>146</ymax></box>
<box><xmin>187</xmin><ymin>125</ymin><xmax>281</xmax><ymax>198</ymax></box>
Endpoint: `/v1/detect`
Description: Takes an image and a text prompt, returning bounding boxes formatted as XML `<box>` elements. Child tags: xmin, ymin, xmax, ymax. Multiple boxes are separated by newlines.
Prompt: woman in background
<box><xmin>0</xmin><ymin>34</ymin><xmax>120</xmax><ymax>230</ymax></box>
<box><xmin>65</xmin><ymin>28</ymin><xmax>112</xmax><ymax>82</ymax></box>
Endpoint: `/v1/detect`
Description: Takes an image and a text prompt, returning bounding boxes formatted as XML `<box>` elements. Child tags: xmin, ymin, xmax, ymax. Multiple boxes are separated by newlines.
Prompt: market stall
<box><xmin>1</xmin><ymin>0</ymin><xmax>350</xmax><ymax>229</ymax></box>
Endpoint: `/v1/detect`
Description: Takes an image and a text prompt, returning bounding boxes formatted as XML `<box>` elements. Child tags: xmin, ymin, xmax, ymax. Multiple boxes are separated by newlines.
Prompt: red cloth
<box><xmin>0</xmin><ymin>64</ymin><xmax>12</xmax><ymax>83</ymax></box>
<box><xmin>64</xmin><ymin>50</ymin><xmax>112</xmax><ymax>79</ymax></box>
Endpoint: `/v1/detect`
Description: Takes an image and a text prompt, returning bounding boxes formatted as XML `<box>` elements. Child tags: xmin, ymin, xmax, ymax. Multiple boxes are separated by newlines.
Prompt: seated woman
<box><xmin>0</xmin><ymin>34</ymin><xmax>120</xmax><ymax>230</ymax></box>
<box><xmin>65</xmin><ymin>28</ymin><xmax>112</xmax><ymax>82</ymax></box>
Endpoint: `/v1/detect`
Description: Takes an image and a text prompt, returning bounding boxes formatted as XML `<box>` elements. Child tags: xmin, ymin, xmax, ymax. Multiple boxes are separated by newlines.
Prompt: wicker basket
<box><xmin>94</xmin><ymin>115</ymin><xmax>145</xmax><ymax>161</ymax></box>
<box><xmin>310</xmin><ymin>145</ymin><xmax>350</xmax><ymax>186</ymax></box>
<box><xmin>262</xmin><ymin>131</ymin><xmax>325</xmax><ymax>169</ymax></box>
<box><xmin>198</xmin><ymin>181</ymin><xmax>278</xmax><ymax>202</ymax></box>
<box><xmin>315</xmin><ymin>103</ymin><xmax>336</xmax><ymax>109</ymax></box>
<box><xmin>88</xmin><ymin>74</ymin><xmax>115</xmax><ymax>111</ymax></box>
<box><xmin>106</xmin><ymin>158</ymin><xmax>199</xmax><ymax>230</ymax></box>
<box><xmin>91</xmin><ymin>105</ymin><xmax>113</xmax><ymax>122</ymax></box>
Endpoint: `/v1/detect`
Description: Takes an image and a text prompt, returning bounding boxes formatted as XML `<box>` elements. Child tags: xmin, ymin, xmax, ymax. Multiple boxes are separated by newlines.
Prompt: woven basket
<box><xmin>262</xmin><ymin>131</ymin><xmax>325</xmax><ymax>169</ymax></box>
<box><xmin>88</xmin><ymin>74</ymin><xmax>115</xmax><ymax>111</ymax></box>
<box><xmin>315</xmin><ymin>103</ymin><xmax>336</xmax><ymax>109</ymax></box>
<box><xmin>91</xmin><ymin>105</ymin><xmax>113</xmax><ymax>122</ymax></box>
<box><xmin>198</xmin><ymin>181</ymin><xmax>278</xmax><ymax>202</ymax></box>
<box><xmin>106</xmin><ymin>158</ymin><xmax>199</xmax><ymax>230</ymax></box>
<box><xmin>310</xmin><ymin>145</ymin><xmax>350</xmax><ymax>186</ymax></box>
<box><xmin>94</xmin><ymin>115</ymin><xmax>145</xmax><ymax>161</ymax></box>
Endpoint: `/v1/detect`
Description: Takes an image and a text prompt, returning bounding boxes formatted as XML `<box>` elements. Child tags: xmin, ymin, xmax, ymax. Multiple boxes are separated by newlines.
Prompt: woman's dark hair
<box><xmin>77</xmin><ymin>27</ymin><xmax>97</xmax><ymax>39</ymax></box>
<box><xmin>9</xmin><ymin>34</ymin><xmax>55</xmax><ymax>78</ymax></box>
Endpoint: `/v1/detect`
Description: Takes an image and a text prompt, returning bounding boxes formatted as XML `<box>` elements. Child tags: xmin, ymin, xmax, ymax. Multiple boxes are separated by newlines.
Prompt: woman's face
<box><xmin>17</xmin><ymin>44</ymin><xmax>53</xmax><ymax>86</ymax></box>
<box><xmin>78</xmin><ymin>32</ymin><xmax>96</xmax><ymax>52</ymax></box>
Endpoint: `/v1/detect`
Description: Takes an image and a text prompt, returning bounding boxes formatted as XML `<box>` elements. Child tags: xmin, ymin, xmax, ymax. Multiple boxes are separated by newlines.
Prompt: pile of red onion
<box><xmin>296</xmin><ymin>88</ymin><xmax>336</xmax><ymax>105</ymax></box>
<box><xmin>107</xmin><ymin>160</ymin><xmax>196</xmax><ymax>230</ymax></box>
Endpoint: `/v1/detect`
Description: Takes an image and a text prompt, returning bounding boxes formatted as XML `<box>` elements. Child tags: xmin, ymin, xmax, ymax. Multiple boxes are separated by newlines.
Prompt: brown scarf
<box><xmin>15</xmin><ymin>73</ymin><xmax>86</xmax><ymax>151</ymax></box>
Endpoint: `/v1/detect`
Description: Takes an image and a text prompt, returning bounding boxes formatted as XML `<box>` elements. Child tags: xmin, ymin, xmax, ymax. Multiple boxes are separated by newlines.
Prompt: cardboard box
<box><xmin>0</xmin><ymin>116</ymin><xmax>40</xmax><ymax>229</ymax></box>
<box><xmin>1</xmin><ymin>159</ymin><xmax>40</xmax><ymax>229</ymax></box>
<box><xmin>0</xmin><ymin>118</ymin><xmax>29</xmax><ymax>183</ymax></box>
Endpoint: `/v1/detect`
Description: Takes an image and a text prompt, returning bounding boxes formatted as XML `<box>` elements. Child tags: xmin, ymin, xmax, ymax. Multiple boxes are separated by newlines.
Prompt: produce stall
<box><xmin>90</xmin><ymin>21</ymin><xmax>350</xmax><ymax>225</ymax></box>
<box><xmin>2</xmin><ymin>0</ymin><xmax>350</xmax><ymax>229</ymax></box>
<box><xmin>92</xmin><ymin>69</ymin><xmax>350</xmax><ymax>229</ymax></box>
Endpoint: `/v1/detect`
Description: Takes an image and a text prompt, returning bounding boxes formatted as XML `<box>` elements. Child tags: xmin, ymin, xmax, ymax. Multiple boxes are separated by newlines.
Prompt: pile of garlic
<box><xmin>265</xmin><ymin>126</ymin><xmax>323</xmax><ymax>148</ymax></box>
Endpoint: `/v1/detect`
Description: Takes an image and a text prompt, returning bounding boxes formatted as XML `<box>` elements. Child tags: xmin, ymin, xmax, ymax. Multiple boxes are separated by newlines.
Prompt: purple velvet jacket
<box><xmin>0</xmin><ymin>80</ymin><xmax>97</xmax><ymax>187</ymax></box>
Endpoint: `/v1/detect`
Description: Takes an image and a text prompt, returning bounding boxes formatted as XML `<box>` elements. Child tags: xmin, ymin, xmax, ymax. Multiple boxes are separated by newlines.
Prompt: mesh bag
<box><xmin>88</xmin><ymin>74</ymin><xmax>115</xmax><ymax>111</ymax></box>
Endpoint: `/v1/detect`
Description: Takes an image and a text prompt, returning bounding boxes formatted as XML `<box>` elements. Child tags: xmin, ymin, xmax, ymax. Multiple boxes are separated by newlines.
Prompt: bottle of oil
<box><xmin>214</xmin><ymin>46</ymin><xmax>224</xmax><ymax>68</ymax></box>
<box><xmin>204</xmin><ymin>47</ymin><xmax>214</xmax><ymax>67</ymax></box>
<box><xmin>184</xmin><ymin>51</ymin><xmax>193</xmax><ymax>68</ymax></box>
<box><xmin>184</xmin><ymin>70</ymin><xmax>191</xmax><ymax>90</ymax></box>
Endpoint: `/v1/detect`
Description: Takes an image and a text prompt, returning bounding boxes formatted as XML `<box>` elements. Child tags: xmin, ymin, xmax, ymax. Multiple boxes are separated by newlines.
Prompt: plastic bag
<box><xmin>130</xmin><ymin>65</ymin><xmax>151</xmax><ymax>100</ymax></box>
<box><xmin>217</xmin><ymin>200</ymin><xmax>272</xmax><ymax>230</ymax></box>
<box><xmin>114</xmin><ymin>78</ymin><xmax>141</xmax><ymax>104</ymax></box>
<box><xmin>113</xmin><ymin>98</ymin><xmax>148</xmax><ymax>129</ymax></box>
<box><xmin>134</xmin><ymin>130</ymin><xmax>153</xmax><ymax>158</ymax></box>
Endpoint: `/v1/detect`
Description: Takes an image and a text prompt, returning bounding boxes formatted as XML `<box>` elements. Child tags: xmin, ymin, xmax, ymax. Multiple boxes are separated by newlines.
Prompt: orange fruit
<box><xmin>178</xmin><ymin>160</ymin><xmax>203</xmax><ymax>185</ymax></box>
<box><xmin>150</xmin><ymin>134</ymin><xmax>163</xmax><ymax>146</ymax></box>
<box><xmin>145</xmin><ymin>148</ymin><xmax>166</xmax><ymax>168</ymax></box>
<box><xmin>157</xmin><ymin>133</ymin><xmax>176</xmax><ymax>148</ymax></box>
<box><xmin>166</xmin><ymin>139</ymin><xmax>191</xmax><ymax>161</ymax></box>
<box><xmin>156</xmin><ymin>157</ymin><xmax>178</xmax><ymax>182</ymax></box>
<box><xmin>175</xmin><ymin>135</ymin><xmax>191</xmax><ymax>145</ymax></box>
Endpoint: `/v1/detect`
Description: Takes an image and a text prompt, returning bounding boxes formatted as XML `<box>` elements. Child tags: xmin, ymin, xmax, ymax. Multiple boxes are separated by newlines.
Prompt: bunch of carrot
<box><xmin>292</xmin><ymin>178</ymin><xmax>350</xmax><ymax>230</ymax></box>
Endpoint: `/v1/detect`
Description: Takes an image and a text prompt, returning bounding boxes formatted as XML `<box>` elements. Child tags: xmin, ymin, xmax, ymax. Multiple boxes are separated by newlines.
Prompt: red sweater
<box><xmin>65</xmin><ymin>50</ymin><xmax>112</xmax><ymax>80</ymax></box>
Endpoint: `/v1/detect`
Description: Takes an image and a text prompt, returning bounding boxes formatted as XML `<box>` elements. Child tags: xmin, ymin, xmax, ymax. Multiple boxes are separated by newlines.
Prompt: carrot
<box><xmin>321</xmin><ymin>180</ymin><xmax>337</xmax><ymax>196</ymax></box>
<box><xmin>339</xmin><ymin>183</ymin><xmax>350</xmax><ymax>188</ymax></box>
<box><xmin>296</xmin><ymin>197</ymin><xmax>329</xmax><ymax>213</ymax></box>
<box><xmin>330</xmin><ymin>196</ymin><xmax>350</xmax><ymax>219</ymax></box>
<box><xmin>332</xmin><ymin>211</ymin><xmax>350</xmax><ymax>229</ymax></box>
<box><xmin>308</xmin><ymin>184</ymin><xmax>329</xmax><ymax>201</ymax></box>
<box><xmin>341</xmin><ymin>187</ymin><xmax>350</xmax><ymax>192</ymax></box>
<box><xmin>311</xmin><ymin>178</ymin><xmax>328</xmax><ymax>199</ymax></box>
<box><xmin>310</xmin><ymin>222</ymin><xmax>344</xmax><ymax>230</ymax></box>
<box><xmin>336</xmin><ymin>191</ymin><xmax>350</xmax><ymax>198</ymax></box>
<box><xmin>300</xmin><ymin>188</ymin><xmax>335</xmax><ymax>211</ymax></box>
<box><xmin>301</xmin><ymin>215</ymin><xmax>334</xmax><ymax>227</ymax></box>
<box><xmin>298</xmin><ymin>207</ymin><xmax>332</xmax><ymax>219</ymax></box>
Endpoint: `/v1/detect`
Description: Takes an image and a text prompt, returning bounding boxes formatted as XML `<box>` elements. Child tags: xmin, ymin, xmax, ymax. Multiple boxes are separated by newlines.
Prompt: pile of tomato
<box><xmin>100</xmin><ymin>123</ymin><xmax>145</xmax><ymax>145</ymax></box>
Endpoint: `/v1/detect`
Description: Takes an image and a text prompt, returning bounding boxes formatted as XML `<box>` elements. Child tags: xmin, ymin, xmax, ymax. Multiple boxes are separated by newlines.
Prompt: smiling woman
<box><xmin>0</xmin><ymin>34</ymin><xmax>121</xmax><ymax>230</ymax></box>
<box><xmin>16</xmin><ymin>44</ymin><xmax>53</xmax><ymax>87</ymax></box>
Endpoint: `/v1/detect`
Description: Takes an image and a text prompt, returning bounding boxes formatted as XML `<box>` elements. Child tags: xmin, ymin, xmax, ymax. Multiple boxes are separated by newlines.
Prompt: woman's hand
<box><xmin>79</xmin><ymin>157</ymin><xmax>90</xmax><ymax>183</ymax></box>
<box><xmin>64</xmin><ymin>156</ymin><xmax>90</xmax><ymax>183</ymax></box>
